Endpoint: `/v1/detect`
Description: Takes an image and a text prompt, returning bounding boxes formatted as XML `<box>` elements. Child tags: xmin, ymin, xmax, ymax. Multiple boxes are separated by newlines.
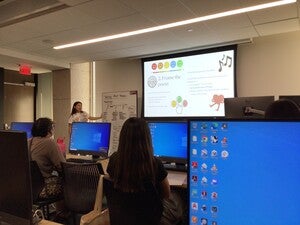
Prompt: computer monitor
<box><xmin>279</xmin><ymin>95</ymin><xmax>300</xmax><ymax>107</ymax></box>
<box><xmin>189</xmin><ymin>119</ymin><xmax>300</xmax><ymax>225</ymax></box>
<box><xmin>69</xmin><ymin>122</ymin><xmax>111</xmax><ymax>159</ymax></box>
<box><xmin>10</xmin><ymin>122</ymin><xmax>33</xmax><ymax>138</ymax></box>
<box><xmin>148</xmin><ymin>121</ymin><xmax>187</xmax><ymax>165</ymax></box>
<box><xmin>224</xmin><ymin>96</ymin><xmax>274</xmax><ymax>118</ymax></box>
<box><xmin>0</xmin><ymin>130</ymin><xmax>32</xmax><ymax>225</ymax></box>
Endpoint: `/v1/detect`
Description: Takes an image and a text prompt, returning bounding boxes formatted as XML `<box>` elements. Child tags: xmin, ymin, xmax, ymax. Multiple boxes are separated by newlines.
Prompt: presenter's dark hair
<box><xmin>265</xmin><ymin>99</ymin><xmax>300</xmax><ymax>119</ymax></box>
<box><xmin>114</xmin><ymin>117</ymin><xmax>155</xmax><ymax>191</ymax></box>
<box><xmin>71</xmin><ymin>101</ymin><xmax>83</xmax><ymax>115</ymax></box>
<box><xmin>31</xmin><ymin>117</ymin><xmax>53</xmax><ymax>137</ymax></box>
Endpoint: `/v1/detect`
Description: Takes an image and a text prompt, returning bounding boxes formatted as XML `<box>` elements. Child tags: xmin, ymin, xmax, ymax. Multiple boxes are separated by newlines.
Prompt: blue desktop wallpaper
<box><xmin>10</xmin><ymin>122</ymin><xmax>33</xmax><ymax>139</ymax></box>
<box><xmin>189</xmin><ymin>120</ymin><xmax>300</xmax><ymax>225</ymax></box>
<box><xmin>148</xmin><ymin>121</ymin><xmax>187</xmax><ymax>159</ymax></box>
<box><xmin>69</xmin><ymin>122</ymin><xmax>111</xmax><ymax>155</ymax></box>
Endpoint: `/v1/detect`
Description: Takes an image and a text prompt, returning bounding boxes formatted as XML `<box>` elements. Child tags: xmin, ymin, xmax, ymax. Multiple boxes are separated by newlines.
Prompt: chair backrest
<box><xmin>30</xmin><ymin>160</ymin><xmax>45</xmax><ymax>201</ymax></box>
<box><xmin>61</xmin><ymin>162</ymin><xmax>103</xmax><ymax>214</ymax></box>
<box><xmin>103</xmin><ymin>176</ymin><xmax>163</xmax><ymax>225</ymax></box>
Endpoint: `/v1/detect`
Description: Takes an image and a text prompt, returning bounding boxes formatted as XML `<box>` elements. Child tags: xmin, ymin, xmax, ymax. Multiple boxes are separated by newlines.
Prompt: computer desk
<box><xmin>66</xmin><ymin>154</ymin><xmax>187</xmax><ymax>187</ymax></box>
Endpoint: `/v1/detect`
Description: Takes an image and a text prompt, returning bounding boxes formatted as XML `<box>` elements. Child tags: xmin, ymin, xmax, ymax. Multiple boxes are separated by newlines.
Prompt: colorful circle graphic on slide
<box><xmin>158</xmin><ymin>62</ymin><xmax>163</xmax><ymax>69</ymax></box>
<box><xmin>164</xmin><ymin>61</ymin><xmax>170</xmax><ymax>69</ymax></box>
<box><xmin>147</xmin><ymin>76</ymin><xmax>158</xmax><ymax>88</ymax></box>
<box><xmin>152</xmin><ymin>63</ymin><xmax>157</xmax><ymax>70</ymax></box>
<box><xmin>170</xmin><ymin>61</ymin><xmax>176</xmax><ymax>68</ymax></box>
<box><xmin>171</xmin><ymin>96</ymin><xmax>188</xmax><ymax>114</ymax></box>
<box><xmin>177</xmin><ymin>60</ymin><xmax>183</xmax><ymax>67</ymax></box>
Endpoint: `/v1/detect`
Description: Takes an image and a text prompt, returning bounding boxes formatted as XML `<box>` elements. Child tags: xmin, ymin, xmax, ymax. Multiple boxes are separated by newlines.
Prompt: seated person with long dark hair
<box><xmin>107</xmin><ymin>117</ymin><xmax>183</xmax><ymax>225</ymax></box>
<box><xmin>28</xmin><ymin>117</ymin><xmax>66</xmax><ymax>199</ymax></box>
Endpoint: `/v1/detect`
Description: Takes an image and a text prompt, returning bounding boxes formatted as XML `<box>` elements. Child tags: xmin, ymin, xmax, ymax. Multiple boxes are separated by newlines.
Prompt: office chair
<box><xmin>30</xmin><ymin>160</ymin><xmax>63</xmax><ymax>219</ymax></box>
<box><xmin>61</xmin><ymin>162</ymin><xmax>103</xmax><ymax>225</ymax></box>
<box><xmin>103</xmin><ymin>176</ymin><xmax>163</xmax><ymax>225</ymax></box>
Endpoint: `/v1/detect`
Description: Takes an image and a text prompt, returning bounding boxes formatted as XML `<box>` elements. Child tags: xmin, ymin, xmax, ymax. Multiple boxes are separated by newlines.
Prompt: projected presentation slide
<box><xmin>143</xmin><ymin>47</ymin><xmax>235</xmax><ymax>118</ymax></box>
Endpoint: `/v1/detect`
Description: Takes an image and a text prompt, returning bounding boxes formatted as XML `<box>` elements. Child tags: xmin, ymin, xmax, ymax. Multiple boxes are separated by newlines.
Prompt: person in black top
<box><xmin>107</xmin><ymin>117</ymin><xmax>170</xmax><ymax>198</ymax></box>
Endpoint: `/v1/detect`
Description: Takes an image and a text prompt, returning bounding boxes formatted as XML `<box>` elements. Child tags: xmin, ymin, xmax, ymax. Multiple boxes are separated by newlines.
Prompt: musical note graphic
<box><xmin>218</xmin><ymin>55</ymin><xmax>232</xmax><ymax>72</ymax></box>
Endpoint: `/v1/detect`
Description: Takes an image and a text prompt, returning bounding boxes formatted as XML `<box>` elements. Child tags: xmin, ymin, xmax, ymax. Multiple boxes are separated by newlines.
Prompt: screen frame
<box><xmin>147</xmin><ymin>120</ymin><xmax>188</xmax><ymax>165</ymax></box>
<box><xmin>224</xmin><ymin>96</ymin><xmax>275</xmax><ymax>119</ymax></box>
<box><xmin>69</xmin><ymin>122</ymin><xmax>111</xmax><ymax>158</ymax></box>
<box><xmin>142</xmin><ymin>44</ymin><xmax>237</xmax><ymax>119</ymax></box>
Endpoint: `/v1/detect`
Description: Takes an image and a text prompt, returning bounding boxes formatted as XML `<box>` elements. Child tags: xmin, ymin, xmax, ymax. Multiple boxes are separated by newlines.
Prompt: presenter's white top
<box><xmin>68</xmin><ymin>111</ymin><xmax>89</xmax><ymax>124</ymax></box>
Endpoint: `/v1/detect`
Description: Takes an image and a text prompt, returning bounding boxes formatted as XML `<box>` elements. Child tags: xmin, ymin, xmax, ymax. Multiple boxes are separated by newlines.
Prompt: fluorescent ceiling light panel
<box><xmin>54</xmin><ymin>0</ymin><xmax>296</xmax><ymax>49</ymax></box>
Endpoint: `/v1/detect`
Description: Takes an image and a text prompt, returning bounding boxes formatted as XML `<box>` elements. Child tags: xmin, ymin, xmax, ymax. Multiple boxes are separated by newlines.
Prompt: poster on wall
<box><xmin>102</xmin><ymin>90</ymin><xmax>138</xmax><ymax>155</ymax></box>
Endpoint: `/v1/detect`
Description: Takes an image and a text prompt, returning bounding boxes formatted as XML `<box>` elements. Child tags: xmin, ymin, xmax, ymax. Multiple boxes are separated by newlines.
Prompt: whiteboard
<box><xmin>102</xmin><ymin>90</ymin><xmax>138</xmax><ymax>155</ymax></box>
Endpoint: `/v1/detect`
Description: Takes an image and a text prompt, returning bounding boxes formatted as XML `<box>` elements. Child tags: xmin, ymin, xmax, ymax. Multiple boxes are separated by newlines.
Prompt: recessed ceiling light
<box><xmin>54</xmin><ymin>0</ymin><xmax>296</xmax><ymax>50</ymax></box>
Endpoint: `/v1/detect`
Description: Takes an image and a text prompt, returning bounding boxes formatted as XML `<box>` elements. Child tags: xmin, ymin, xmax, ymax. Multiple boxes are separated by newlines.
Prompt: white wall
<box><xmin>94</xmin><ymin>59</ymin><xmax>142</xmax><ymax>116</ymax></box>
<box><xmin>37</xmin><ymin>73</ymin><xmax>53</xmax><ymax>119</ymax></box>
<box><xmin>94</xmin><ymin>30</ymin><xmax>300</xmax><ymax>110</ymax></box>
<box><xmin>70</xmin><ymin>62</ymin><xmax>91</xmax><ymax>113</ymax></box>
<box><xmin>237</xmin><ymin>30</ymin><xmax>300</xmax><ymax>98</ymax></box>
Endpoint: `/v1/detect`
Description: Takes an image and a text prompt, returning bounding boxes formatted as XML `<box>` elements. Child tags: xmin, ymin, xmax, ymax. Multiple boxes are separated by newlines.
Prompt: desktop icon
<box><xmin>191</xmin><ymin>189</ymin><xmax>198</xmax><ymax>196</ymax></box>
<box><xmin>191</xmin><ymin>216</ymin><xmax>198</xmax><ymax>224</ymax></box>
<box><xmin>192</xmin><ymin>161</ymin><xmax>198</xmax><ymax>168</ymax></box>
<box><xmin>192</xmin><ymin>148</ymin><xmax>198</xmax><ymax>155</ymax></box>
<box><xmin>192</xmin><ymin>135</ymin><xmax>198</xmax><ymax>142</ymax></box>
<box><xmin>192</xmin><ymin>122</ymin><xmax>198</xmax><ymax>129</ymax></box>
<box><xmin>210</xmin><ymin>135</ymin><xmax>218</xmax><ymax>144</ymax></box>
<box><xmin>221</xmin><ymin>123</ymin><xmax>228</xmax><ymax>130</ymax></box>
<box><xmin>201</xmin><ymin>163</ymin><xmax>208</xmax><ymax>171</ymax></box>
<box><xmin>192</xmin><ymin>175</ymin><xmax>198</xmax><ymax>182</ymax></box>
<box><xmin>211</xmin><ymin>192</ymin><xmax>218</xmax><ymax>200</ymax></box>
<box><xmin>211</xmin><ymin>150</ymin><xmax>218</xmax><ymax>157</ymax></box>
<box><xmin>201</xmin><ymin>135</ymin><xmax>208</xmax><ymax>143</ymax></box>
<box><xmin>201</xmin><ymin>190</ymin><xmax>208</xmax><ymax>199</ymax></box>
<box><xmin>201</xmin><ymin>218</ymin><xmax>208</xmax><ymax>225</ymax></box>
<box><xmin>201</xmin><ymin>123</ymin><xmax>208</xmax><ymax>130</ymax></box>
<box><xmin>191</xmin><ymin>202</ymin><xmax>198</xmax><ymax>210</ymax></box>
<box><xmin>211</xmin><ymin>122</ymin><xmax>219</xmax><ymax>130</ymax></box>
<box><xmin>211</xmin><ymin>164</ymin><xmax>218</xmax><ymax>174</ymax></box>
<box><xmin>201</xmin><ymin>177</ymin><xmax>208</xmax><ymax>185</ymax></box>
<box><xmin>211</xmin><ymin>206</ymin><xmax>218</xmax><ymax>214</ymax></box>
<box><xmin>221</xmin><ymin>137</ymin><xmax>228</xmax><ymax>145</ymax></box>
<box><xmin>221</xmin><ymin>150</ymin><xmax>229</xmax><ymax>159</ymax></box>
<box><xmin>211</xmin><ymin>179</ymin><xmax>218</xmax><ymax>186</ymax></box>
<box><xmin>201</xmin><ymin>204</ymin><xmax>207</xmax><ymax>212</ymax></box>
<box><xmin>201</xmin><ymin>149</ymin><xmax>208</xmax><ymax>158</ymax></box>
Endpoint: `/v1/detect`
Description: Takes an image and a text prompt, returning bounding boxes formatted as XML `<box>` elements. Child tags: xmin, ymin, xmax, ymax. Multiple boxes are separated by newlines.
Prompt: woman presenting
<box><xmin>68</xmin><ymin>101</ymin><xmax>102</xmax><ymax>134</ymax></box>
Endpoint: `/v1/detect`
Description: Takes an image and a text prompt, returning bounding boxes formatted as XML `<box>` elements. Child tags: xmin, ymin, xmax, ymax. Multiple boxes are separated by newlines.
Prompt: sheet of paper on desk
<box><xmin>167</xmin><ymin>171</ymin><xmax>187</xmax><ymax>186</ymax></box>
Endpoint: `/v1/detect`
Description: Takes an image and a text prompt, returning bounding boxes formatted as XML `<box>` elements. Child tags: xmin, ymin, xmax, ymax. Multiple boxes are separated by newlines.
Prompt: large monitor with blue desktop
<box><xmin>10</xmin><ymin>122</ymin><xmax>33</xmax><ymax>138</ymax></box>
<box><xmin>69</xmin><ymin>122</ymin><xmax>111</xmax><ymax>159</ymax></box>
<box><xmin>148</xmin><ymin>121</ymin><xmax>188</xmax><ymax>166</ymax></box>
<box><xmin>0</xmin><ymin>130</ymin><xmax>32</xmax><ymax>225</ymax></box>
<box><xmin>189</xmin><ymin>119</ymin><xmax>300</xmax><ymax>225</ymax></box>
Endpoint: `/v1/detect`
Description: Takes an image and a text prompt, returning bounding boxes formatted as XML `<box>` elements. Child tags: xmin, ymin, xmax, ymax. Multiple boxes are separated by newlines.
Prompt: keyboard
<box><xmin>163</xmin><ymin>163</ymin><xmax>187</xmax><ymax>172</ymax></box>
<box><xmin>66</xmin><ymin>158</ymin><xmax>94</xmax><ymax>163</ymax></box>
